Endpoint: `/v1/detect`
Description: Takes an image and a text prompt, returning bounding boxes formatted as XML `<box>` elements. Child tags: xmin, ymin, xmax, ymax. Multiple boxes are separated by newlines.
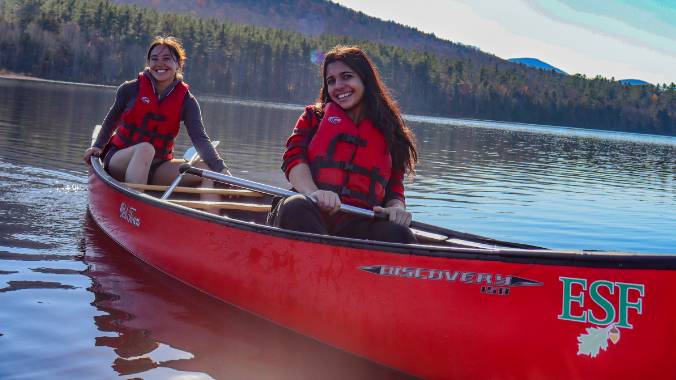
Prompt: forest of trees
<box><xmin>0</xmin><ymin>0</ymin><xmax>674</xmax><ymax>135</ymax></box>
<box><xmin>114</xmin><ymin>0</ymin><xmax>494</xmax><ymax>63</ymax></box>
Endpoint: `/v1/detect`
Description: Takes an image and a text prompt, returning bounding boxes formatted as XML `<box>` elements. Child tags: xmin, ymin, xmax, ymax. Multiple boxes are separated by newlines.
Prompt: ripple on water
<box><xmin>0</xmin><ymin>79</ymin><xmax>674</xmax><ymax>380</ymax></box>
<box><xmin>1</xmin><ymin>160</ymin><xmax>88</xmax><ymax>251</ymax></box>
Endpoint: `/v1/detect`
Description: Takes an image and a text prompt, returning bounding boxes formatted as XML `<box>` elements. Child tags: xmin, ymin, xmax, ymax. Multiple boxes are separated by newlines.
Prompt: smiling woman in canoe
<box><xmin>83</xmin><ymin>36</ymin><xmax>229</xmax><ymax>186</ymax></box>
<box><xmin>273</xmin><ymin>45</ymin><xmax>418</xmax><ymax>243</ymax></box>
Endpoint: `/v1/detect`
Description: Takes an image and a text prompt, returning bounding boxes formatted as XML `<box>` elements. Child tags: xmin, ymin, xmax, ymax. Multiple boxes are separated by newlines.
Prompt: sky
<box><xmin>332</xmin><ymin>0</ymin><xmax>676</xmax><ymax>85</ymax></box>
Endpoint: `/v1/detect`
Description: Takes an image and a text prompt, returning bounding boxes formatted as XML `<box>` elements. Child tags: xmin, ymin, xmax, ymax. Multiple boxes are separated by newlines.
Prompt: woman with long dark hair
<box><xmin>274</xmin><ymin>45</ymin><xmax>418</xmax><ymax>243</ymax></box>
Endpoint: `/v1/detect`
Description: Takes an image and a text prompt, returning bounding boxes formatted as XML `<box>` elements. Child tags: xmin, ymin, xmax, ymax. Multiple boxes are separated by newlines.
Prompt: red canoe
<box><xmin>88</xmin><ymin>157</ymin><xmax>676</xmax><ymax>379</ymax></box>
<box><xmin>84</xmin><ymin>217</ymin><xmax>410</xmax><ymax>379</ymax></box>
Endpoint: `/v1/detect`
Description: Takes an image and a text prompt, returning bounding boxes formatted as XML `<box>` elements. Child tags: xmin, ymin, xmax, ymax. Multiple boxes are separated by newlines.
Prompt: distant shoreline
<box><xmin>2</xmin><ymin>73</ymin><xmax>673</xmax><ymax>143</ymax></box>
<box><xmin>0</xmin><ymin>70</ymin><xmax>35</xmax><ymax>80</ymax></box>
<box><xmin>0</xmin><ymin>71</ymin><xmax>115</xmax><ymax>89</ymax></box>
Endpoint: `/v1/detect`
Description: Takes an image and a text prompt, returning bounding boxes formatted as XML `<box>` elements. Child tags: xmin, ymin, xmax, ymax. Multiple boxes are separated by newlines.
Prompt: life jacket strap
<box><xmin>114</xmin><ymin>112</ymin><xmax>175</xmax><ymax>156</ymax></box>
<box><xmin>326</xmin><ymin>133</ymin><xmax>367</xmax><ymax>157</ymax></box>
<box><xmin>311</xmin><ymin>158</ymin><xmax>388</xmax><ymax>188</ymax></box>
<box><xmin>315</xmin><ymin>183</ymin><xmax>373</xmax><ymax>205</ymax></box>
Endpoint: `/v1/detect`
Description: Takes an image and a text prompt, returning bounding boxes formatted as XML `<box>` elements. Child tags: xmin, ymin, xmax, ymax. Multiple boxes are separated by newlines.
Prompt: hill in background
<box><xmin>508</xmin><ymin>58</ymin><xmax>567</xmax><ymax>75</ymax></box>
<box><xmin>1</xmin><ymin>0</ymin><xmax>673</xmax><ymax>135</ymax></box>
<box><xmin>108</xmin><ymin>0</ymin><xmax>673</xmax><ymax>133</ymax></box>
<box><xmin>114</xmin><ymin>0</ymin><xmax>514</xmax><ymax>67</ymax></box>
<box><xmin>619</xmin><ymin>79</ymin><xmax>650</xmax><ymax>86</ymax></box>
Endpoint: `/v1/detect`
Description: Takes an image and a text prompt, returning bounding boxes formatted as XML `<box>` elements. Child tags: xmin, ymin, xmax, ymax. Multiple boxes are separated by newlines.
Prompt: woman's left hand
<box><xmin>373</xmin><ymin>205</ymin><xmax>412</xmax><ymax>226</ymax></box>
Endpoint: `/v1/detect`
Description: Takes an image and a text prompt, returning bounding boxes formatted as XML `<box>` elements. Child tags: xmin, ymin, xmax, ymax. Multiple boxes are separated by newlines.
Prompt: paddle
<box><xmin>160</xmin><ymin>141</ymin><xmax>220</xmax><ymax>200</ymax></box>
<box><xmin>86</xmin><ymin>124</ymin><xmax>104</xmax><ymax>165</ymax></box>
<box><xmin>90</xmin><ymin>124</ymin><xmax>102</xmax><ymax>146</ymax></box>
<box><xmin>179</xmin><ymin>164</ymin><xmax>378</xmax><ymax>218</ymax></box>
<box><xmin>178</xmin><ymin>165</ymin><xmax>544</xmax><ymax>249</ymax></box>
<box><xmin>178</xmin><ymin>165</ymin><xmax>450</xmax><ymax>241</ymax></box>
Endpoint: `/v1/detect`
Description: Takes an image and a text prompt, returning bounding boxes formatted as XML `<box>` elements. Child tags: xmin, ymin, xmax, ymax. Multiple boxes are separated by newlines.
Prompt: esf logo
<box><xmin>558</xmin><ymin>277</ymin><xmax>644</xmax><ymax>328</ymax></box>
<box><xmin>558</xmin><ymin>277</ymin><xmax>645</xmax><ymax>357</ymax></box>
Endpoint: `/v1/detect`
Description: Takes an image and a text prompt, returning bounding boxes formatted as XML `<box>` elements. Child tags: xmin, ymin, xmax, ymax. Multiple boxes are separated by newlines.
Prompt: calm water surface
<box><xmin>0</xmin><ymin>78</ymin><xmax>674</xmax><ymax>379</ymax></box>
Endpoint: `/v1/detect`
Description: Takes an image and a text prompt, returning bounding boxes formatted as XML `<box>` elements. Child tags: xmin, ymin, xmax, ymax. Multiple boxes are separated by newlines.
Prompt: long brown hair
<box><xmin>145</xmin><ymin>36</ymin><xmax>187</xmax><ymax>80</ymax></box>
<box><xmin>317</xmin><ymin>45</ymin><xmax>417</xmax><ymax>174</ymax></box>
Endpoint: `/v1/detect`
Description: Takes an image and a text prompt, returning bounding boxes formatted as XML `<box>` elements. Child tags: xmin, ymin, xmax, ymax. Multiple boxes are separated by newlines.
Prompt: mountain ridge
<box><xmin>618</xmin><ymin>79</ymin><xmax>650</xmax><ymax>86</ymax></box>
<box><xmin>1</xmin><ymin>0</ymin><xmax>672</xmax><ymax>135</ymax></box>
<box><xmin>113</xmin><ymin>0</ymin><xmax>525</xmax><ymax>70</ymax></box>
<box><xmin>508</xmin><ymin>58</ymin><xmax>567</xmax><ymax>75</ymax></box>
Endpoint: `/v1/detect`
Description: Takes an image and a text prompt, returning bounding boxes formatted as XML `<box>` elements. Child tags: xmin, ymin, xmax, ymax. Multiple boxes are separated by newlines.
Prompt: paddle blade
<box><xmin>183</xmin><ymin>146</ymin><xmax>198</xmax><ymax>162</ymax></box>
<box><xmin>183</xmin><ymin>140</ymin><xmax>220</xmax><ymax>162</ymax></box>
<box><xmin>90</xmin><ymin>125</ymin><xmax>102</xmax><ymax>145</ymax></box>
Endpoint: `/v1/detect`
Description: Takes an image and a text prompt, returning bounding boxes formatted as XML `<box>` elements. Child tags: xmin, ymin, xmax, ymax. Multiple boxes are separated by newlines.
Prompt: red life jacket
<box><xmin>307</xmin><ymin>102</ymin><xmax>392</xmax><ymax>208</ymax></box>
<box><xmin>110</xmin><ymin>73</ymin><xmax>189</xmax><ymax>160</ymax></box>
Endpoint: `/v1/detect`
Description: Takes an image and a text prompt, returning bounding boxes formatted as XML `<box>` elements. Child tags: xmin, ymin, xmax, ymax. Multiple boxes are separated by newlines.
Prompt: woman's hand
<box><xmin>310</xmin><ymin>189</ymin><xmax>341</xmax><ymax>214</ymax></box>
<box><xmin>83</xmin><ymin>147</ymin><xmax>102</xmax><ymax>164</ymax></box>
<box><xmin>373</xmin><ymin>204</ymin><xmax>412</xmax><ymax>226</ymax></box>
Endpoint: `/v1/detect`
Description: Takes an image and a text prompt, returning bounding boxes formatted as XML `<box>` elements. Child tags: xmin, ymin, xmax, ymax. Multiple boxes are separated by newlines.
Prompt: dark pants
<box><xmin>272</xmin><ymin>195</ymin><xmax>417</xmax><ymax>244</ymax></box>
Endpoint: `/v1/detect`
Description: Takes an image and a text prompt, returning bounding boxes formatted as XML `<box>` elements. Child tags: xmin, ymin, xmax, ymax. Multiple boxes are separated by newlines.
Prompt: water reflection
<box><xmin>0</xmin><ymin>79</ymin><xmax>115</xmax><ymax>173</ymax></box>
<box><xmin>198</xmin><ymin>100</ymin><xmax>299</xmax><ymax>187</ymax></box>
<box><xmin>81</xmin><ymin>216</ymin><xmax>412</xmax><ymax>380</ymax></box>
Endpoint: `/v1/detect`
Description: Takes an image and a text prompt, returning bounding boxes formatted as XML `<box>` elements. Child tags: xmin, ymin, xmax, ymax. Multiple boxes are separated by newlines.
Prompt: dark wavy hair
<box><xmin>317</xmin><ymin>45</ymin><xmax>417</xmax><ymax>174</ymax></box>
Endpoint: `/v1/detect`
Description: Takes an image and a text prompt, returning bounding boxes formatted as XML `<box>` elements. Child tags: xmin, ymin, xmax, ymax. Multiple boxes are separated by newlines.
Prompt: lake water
<box><xmin>0</xmin><ymin>77</ymin><xmax>674</xmax><ymax>379</ymax></box>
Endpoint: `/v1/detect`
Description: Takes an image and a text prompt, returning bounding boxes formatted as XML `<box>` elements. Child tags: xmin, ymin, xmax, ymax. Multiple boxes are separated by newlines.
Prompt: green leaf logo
<box><xmin>577</xmin><ymin>325</ymin><xmax>617</xmax><ymax>357</ymax></box>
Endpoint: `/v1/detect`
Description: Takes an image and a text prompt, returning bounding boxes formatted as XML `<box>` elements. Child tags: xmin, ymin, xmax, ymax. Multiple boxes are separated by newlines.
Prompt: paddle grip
<box><xmin>179</xmin><ymin>163</ymin><xmax>202</xmax><ymax>176</ymax></box>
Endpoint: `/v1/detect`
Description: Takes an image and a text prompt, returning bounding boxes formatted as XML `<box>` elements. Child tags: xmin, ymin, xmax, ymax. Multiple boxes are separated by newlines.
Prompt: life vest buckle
<box><xmin>340</xmin><ymin>188</ymin><xmax>353</xmax><ymax>196</ymax></box>
<box><xmin>341</xmin><ymin>162</ymin><xmax>355</xmax><ymax>171</ymax></box>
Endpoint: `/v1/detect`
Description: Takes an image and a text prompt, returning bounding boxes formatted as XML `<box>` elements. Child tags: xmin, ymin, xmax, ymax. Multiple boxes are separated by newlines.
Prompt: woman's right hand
<box><xmin>309</xmin><ymin>189</ymin><xmax>341</xmax><ymax>214</ymax></box>
<box><xmin>83</xmin><ymin>147</ymin><xmax>102</xmax><ymax>165</ymax></box>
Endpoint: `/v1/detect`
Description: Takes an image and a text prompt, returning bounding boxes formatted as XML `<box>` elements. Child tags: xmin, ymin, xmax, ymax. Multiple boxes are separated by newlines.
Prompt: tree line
<box><xmin>0</xmin><ymin>0</ymin><xmax>674</xmax><ymax>135</ymax></box>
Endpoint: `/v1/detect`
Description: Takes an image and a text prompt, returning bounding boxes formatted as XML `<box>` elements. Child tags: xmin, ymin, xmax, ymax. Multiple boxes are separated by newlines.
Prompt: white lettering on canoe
<box><xmin>119</xmin><ymin>202</ymin><xmax>141</xmax><ymax>227</ymax></box>
<box><xmin>359</xmin><ymin>265</ymin><xmax>542</xmax><ymax>289</ymax></box>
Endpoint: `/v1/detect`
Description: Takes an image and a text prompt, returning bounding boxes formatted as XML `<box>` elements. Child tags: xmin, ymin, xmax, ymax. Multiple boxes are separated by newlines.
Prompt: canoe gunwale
<box><xmin>90</xmin><ymin>158</ymin><xmax>676</xmax><ymax>269</ymax></box>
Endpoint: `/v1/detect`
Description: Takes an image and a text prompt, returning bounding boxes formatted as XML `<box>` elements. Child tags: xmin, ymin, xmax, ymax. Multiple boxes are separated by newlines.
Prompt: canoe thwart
<box><xmin>168</xmin><ymin>199</ymin><xmax>271</xmax><ymax>212</ymax></box>
<box><xmin>123</xmin><ymin>183</ymin><xmax>264</xmax><ymax>197</ymax></box>
<box><xmin>411</xmin><ymin>228</ymin><xmax>495</xmax><ymax>249</ymax></box>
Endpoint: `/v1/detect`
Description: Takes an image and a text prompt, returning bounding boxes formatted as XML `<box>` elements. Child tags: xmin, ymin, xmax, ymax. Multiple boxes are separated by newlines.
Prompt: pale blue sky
<box><xmin>333</xmin><ymin>0</ymin><xmax>676</xmax><ymax>85</ymax></box>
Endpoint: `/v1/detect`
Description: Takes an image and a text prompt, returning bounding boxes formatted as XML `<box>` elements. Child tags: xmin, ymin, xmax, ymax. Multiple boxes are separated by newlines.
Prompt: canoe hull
<box><xmin>88</xmin><ymin>165</ymin><xmax>676</xmax><ymax>379</ymax></box>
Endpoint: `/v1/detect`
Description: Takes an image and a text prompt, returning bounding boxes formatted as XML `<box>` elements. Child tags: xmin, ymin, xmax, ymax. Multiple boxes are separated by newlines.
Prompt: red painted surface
<box><xmin>84</xmin><ymin>218</ymin><xmax>412</xmax><ymax>379</ymax></box>
<box><xmin>89</xmin><ymin>166</ymin><xmax>676</xmax><ymax>380</ymax></box>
